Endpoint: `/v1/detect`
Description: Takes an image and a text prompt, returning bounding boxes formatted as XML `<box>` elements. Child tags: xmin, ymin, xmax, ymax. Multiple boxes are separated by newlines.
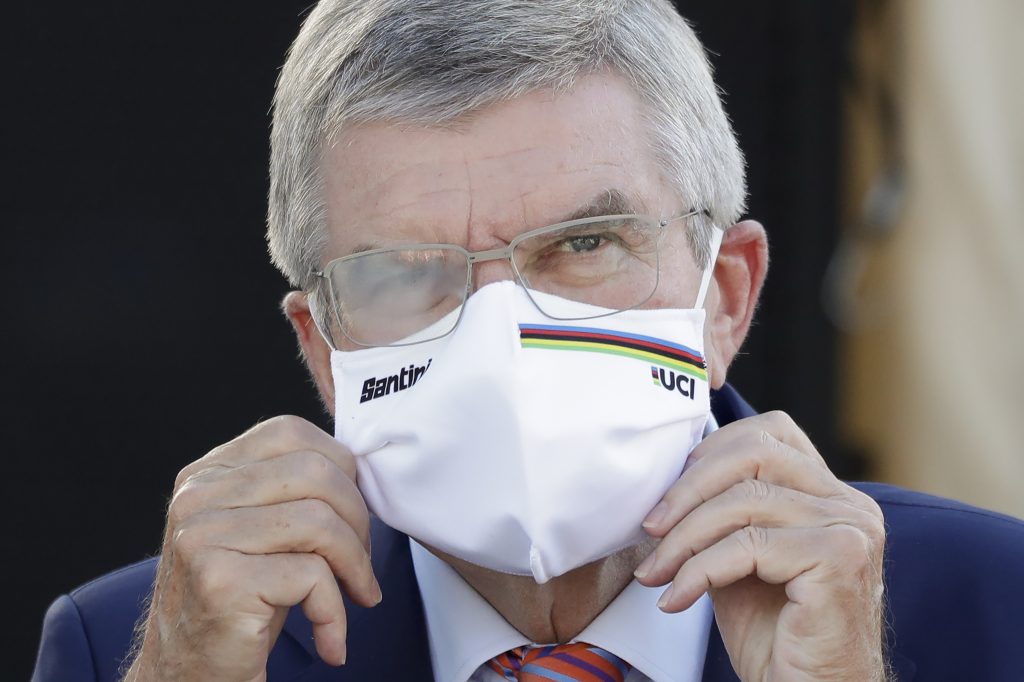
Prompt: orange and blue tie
<box><xmin>487</xmin><ymin>642</ymin><xmax>630</xmax><ymax>681</ymax></box>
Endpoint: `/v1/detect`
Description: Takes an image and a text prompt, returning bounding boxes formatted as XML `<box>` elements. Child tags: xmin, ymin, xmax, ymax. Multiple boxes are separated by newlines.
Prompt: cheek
<box><xmin>646</xmin><ymin>269</ymin><xmax>703</xmax><ymax>310</ymax></box>
<box><xmin>644</xmin><ymin>236</ymin><xmax>704</xmax><ymax>309</ymax></box>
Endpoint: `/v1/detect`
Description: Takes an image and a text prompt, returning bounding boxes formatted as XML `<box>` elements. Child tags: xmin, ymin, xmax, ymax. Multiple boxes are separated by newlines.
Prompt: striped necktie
<box><xmin>487</xmin><ymin>642</ymin><xmax>630</xmax><ymax>681</ymax></box>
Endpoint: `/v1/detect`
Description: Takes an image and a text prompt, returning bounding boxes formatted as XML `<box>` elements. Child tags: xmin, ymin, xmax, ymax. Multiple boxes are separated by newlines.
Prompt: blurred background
<box><xmin>5</xmin><ymin>1</ymin><xmax>1021</xmax><ymax>677</ymax></box>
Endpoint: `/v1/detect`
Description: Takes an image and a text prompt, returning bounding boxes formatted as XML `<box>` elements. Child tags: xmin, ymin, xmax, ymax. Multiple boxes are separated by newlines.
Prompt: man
<box><xmin>33</xmin><ymin>1</ymin><xmax>1024</xmax><ymax>681</ymax></box>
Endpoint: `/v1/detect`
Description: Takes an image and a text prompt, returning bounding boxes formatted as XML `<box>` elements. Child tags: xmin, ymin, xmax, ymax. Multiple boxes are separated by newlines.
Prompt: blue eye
<box><xmin>565</xmin><ymin>235</ymin><xmax>603</xmax><ymax>252</ymax></box>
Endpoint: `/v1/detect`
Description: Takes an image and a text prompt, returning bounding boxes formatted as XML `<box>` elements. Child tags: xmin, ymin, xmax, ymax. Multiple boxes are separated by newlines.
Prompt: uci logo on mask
<box><xmin>651</xmin><ymin>366</ymin><xmax>696</xmax><ymax>400</ymax></box>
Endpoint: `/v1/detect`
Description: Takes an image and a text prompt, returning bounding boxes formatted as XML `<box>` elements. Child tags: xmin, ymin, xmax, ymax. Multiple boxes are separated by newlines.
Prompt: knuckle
<box><xmin>296</xmin><ymin>449</ymin><xmax>331</xmax><ymax>478</ymax></box>
<box><xmin>853</xmin><ymin>489</ymin><xmax>886</xmax><ymax>522</ymax></box>
<box><xmin>166</xmin><ymin>499</ymin><xmax>186</xmax><ymax>529</ymax></box>
<box><xmin>294</xmin><ymin>550</ymin><xmax>324</xmax><ymax>576</ymax></box>
<box><xmin>763</xmin><ymin>410</ymin><xmax>795</xmax><ymax>431</ymax></box>
<box><xmin>753</xmin><ymin>428</ymin><xmax>784</xmax><ymax>461</ymax></box>
<box><xmin>167</xmin><ymin>482</ymin><xmax>205</xmax><ymax>528</ymax></box>
<box><xmin>324</xmin><ymin>465</ymin><xmax>359</xmax><ymax>509</ymax></box>
<box><xmin>729</xmin><ymin>431</ymin><xmax>767</xmax><ymax>469</ymax></box>
<box><xmin>309</xmin><ymin>552</ymin><xmax>341</xmax><ymax>585</ymax></box>
<box><xmin>174</xmin><ymin>463</ymin><xmax>202</xmax><ymax>491</ymax></box>
<box><xmin>754</xmin><ymin>411</ymin><xmax>795</xmax><ymax>445</ymax></box>
<box><xmin>867</xmin><ymin>497</ymin><xmax>885</xmax><ymax>522</ymax></box>
<box><xmin>296</xmin><ymin>551</ymin><xmax>339</xmax><ymax>591</ymax></box>
<box><xmin>836</xmin><ymin>489</ymin><xmax>887</xmax><ymax>547</ymax></box>
<box><xmin>170</xmin><ymin>520</ymin><xmax>203</xmax><ymax>558</ymax></box>
<box><xmin>736</xmin><ymin>478</ymin><xmax>773</xmax><ymax>501</ymax></box>
<box><xmin>829</xmin><ymin>524</ymin><xmax>873</xmax><ymax>567</ymax></box>
<box><xmin>175</xmin><ymin>443</ymin><xmax>231</xmax><ymax>490</ymax></box>
<box><xmin>736</xmin><ymin>525</ymin><xmax>768</xmax><ymax>553</ymax></box>
<box><xmin>192</xmin><ymin>556</ymin><xmax>237</xmax><ymax>605</ymax></box>
<box><xmin>860</xmin><ymin>511</ymin><xmax>887</xmax><ymax>549</ymax></box>
<box><xmin>173</xmin><ymin>464</ymin><xmax>194</xmax><ymax>491</ymax></box>
<box><xmin>271</xmin><ymin>414</ymin><xmax>315</xmax><ymax>441</ymax></box>
<box><xmin>166</xmin><ymin>495</ymin><xmax>190</xmax><ymax>531</ymax></box>
<box><xmin>299</xmin><ymin>497</ymin><xmax>339</xmax><ymax>531</ymax></box>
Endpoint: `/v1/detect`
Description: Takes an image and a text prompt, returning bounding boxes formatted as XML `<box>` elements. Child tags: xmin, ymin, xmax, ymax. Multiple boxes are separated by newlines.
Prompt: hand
<box><xmin>123</xmin><ymin>416</ymin><xmax>380</xmax><ymax>682</ymax></box>
<box><xmin>633</xmin><ymin>411</ymin><xmax>887</xmax><ymax>682</ymax></box>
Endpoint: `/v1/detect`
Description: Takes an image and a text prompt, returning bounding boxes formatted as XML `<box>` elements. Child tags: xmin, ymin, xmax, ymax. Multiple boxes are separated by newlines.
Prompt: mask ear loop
<box><xmin>693</xmin><ymin>226</ymin><xmax>725</xmax><ymax>310</ymax></box>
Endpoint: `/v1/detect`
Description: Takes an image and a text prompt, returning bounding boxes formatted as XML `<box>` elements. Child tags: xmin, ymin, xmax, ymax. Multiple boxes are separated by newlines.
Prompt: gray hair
<box><xmin>267</xmin><ymin>0</ymin><xmax>746</xmax><ymax>290</ymax></box>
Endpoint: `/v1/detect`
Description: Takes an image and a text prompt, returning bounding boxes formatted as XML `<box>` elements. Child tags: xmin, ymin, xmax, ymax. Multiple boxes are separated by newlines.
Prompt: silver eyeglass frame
<box><xmin>310</xmin><ymin>208</ymin><xmax>710</xmax><ymax>349</ymax></box>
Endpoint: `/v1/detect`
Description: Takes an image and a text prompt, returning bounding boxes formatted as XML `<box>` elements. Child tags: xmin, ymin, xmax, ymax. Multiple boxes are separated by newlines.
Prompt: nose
<box><xmin>470</xmin><ymin>257</ymin><xmax>518</xmax><ymax>293</ymax></box>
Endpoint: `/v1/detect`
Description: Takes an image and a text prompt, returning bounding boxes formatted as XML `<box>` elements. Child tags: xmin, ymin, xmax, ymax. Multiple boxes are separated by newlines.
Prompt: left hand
<box><xmin>633</xmin><ymin>411</ymin><xmax>888</xmax><ymax>682</ymax></box>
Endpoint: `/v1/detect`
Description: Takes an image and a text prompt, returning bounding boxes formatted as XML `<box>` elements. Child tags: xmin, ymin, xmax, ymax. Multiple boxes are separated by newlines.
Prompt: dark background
<box><xmin>6</xmin><ymin>2</ymin><xmax>855</xmax><ymax>677</ymax></box>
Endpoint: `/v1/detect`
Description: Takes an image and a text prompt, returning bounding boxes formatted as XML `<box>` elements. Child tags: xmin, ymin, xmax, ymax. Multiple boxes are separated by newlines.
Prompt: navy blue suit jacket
<box><xmin>33</xmin><ymin>385</ymin><xmax>1024</xmax><ymax>681</ymax></box>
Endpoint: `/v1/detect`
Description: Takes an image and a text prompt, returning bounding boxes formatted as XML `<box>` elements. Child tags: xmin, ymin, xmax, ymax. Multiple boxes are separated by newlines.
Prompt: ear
<box><xmin>282</xmin><ymin>291</ymin><xmax>336</xmax><ymax>412</ymax></box>
<box><xmin>705</xmin><ymin>220</ymin><xmax>769</xmax><ymax>389</ymax></box>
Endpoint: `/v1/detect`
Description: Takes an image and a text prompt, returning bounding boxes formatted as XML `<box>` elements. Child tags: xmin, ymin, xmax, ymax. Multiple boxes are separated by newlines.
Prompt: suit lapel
<box><xmin>709</xmin><ymin>383</ymin><xmax>756</xmax><ymax>427</ymax></box>
<box><xmin>344</xmin><ymin>520</ymin><xmax>433</xmax><ymax>678</ymax></box>
<box><xmin>701</xmin><ymin>619</ymin><xmax>741</xmax><ymax>682</ymax></box>
<box><xmin>698</xmin><ymin>385</ymin><xmax>751</xmax><ymax>681</ymax></box>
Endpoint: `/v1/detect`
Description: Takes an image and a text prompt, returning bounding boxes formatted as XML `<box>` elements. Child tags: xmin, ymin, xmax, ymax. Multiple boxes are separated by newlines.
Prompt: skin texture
<box><xmin>125</xmin><ymin>74</ymin><xmax>886</xmax><ymax>681</ymax></box>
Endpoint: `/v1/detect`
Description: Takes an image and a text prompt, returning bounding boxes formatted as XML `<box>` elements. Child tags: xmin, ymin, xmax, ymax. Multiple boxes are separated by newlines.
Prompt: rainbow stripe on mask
<box><xmin>518</xmin><ymin>323</ymin><xmax>707</xmax><ymax>381</ymax></box>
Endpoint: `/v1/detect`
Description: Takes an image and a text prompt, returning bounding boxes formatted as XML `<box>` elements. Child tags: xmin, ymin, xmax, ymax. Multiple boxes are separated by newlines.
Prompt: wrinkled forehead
<box><xmin>318</xmin><ymin>74</ymin><xmax>675</xmax><ymax>260</ymax></box>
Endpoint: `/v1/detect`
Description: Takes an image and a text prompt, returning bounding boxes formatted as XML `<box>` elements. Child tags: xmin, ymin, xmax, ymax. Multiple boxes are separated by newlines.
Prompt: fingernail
<box><xmin>340</xmin><ymin>643</ymin><xmax>347</xmax><ymax>665</ymax></box>
<box><xmin>372</xmin><ymin>579</ymin><xmax>383</xmax><ymax>605</ymax></box>
<box><xmin>634</xmin><ymin>553</ymin><xmax>656</xmax><ymax>579</ymax></box>
<box><xmin>657</xmin><ymin>584</ymin><xmax>675</xmax><ymax>610</ymax></box>
<box><xmin>642</xmin><ymin>501</ymin><xmax>669</xmax><ymax>529</ymax></box>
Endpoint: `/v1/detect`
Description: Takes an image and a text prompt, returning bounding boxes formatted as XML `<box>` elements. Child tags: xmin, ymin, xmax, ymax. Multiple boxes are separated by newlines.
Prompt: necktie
<box><xmin>487</xmin><ymin>642</ymin><xmax>630</xmax><ymax>681</ymax></box>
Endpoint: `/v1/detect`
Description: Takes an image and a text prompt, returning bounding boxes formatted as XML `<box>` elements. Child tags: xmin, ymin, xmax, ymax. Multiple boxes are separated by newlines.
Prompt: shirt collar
<box><xmin>410</xmin><ymin>414</ymin><xmax>719</xmax><ymax>682</ymax></box>
<box><xmin>410</xmin><ymin>540</ymin><xmax>712</xmax><ymax>682</ymax></box>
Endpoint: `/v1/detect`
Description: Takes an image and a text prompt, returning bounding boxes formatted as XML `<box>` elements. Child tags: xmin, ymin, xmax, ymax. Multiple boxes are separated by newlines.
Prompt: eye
<box><xmin>564</xmin><ymin>234</ymin><xmax>604</xmax><ymax>252</ymax></box>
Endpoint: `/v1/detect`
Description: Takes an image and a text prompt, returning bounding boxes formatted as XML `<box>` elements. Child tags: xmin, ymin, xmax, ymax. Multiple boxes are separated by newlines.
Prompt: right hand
<box><xmin>123</xmin><ymin>415</ymin><xmax>380</xmax><ymax>682</ymax></box>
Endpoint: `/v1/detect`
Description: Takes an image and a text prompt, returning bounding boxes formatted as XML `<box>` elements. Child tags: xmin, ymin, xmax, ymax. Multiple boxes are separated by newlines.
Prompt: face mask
<box><xmin>329</xmin><ymin>235</ymin><xmax>720</xmax><ymax>583</ymax></box>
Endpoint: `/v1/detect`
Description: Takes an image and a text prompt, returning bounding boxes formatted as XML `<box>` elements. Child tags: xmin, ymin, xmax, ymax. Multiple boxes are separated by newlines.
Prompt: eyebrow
<box><xmin>558</xmin><ymin>189</ymin><xmax>643</xmax><ymax>223</ymax></box>
<box><xmin>349</xmin><ymin>243</ymin><xmax>377</xmax><ymax>256</ymax></box>
<box><xmin>345</xmin><ymin>188</ymin><xmax>643</xmax><ymax>256</ymax></box>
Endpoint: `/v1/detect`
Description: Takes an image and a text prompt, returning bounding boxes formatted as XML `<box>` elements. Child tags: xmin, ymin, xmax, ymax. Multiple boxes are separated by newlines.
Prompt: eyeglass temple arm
<box><xmin>305</xmin><ymin>283</ymin><xmax>341</xmax><ymax>351</ymax></box>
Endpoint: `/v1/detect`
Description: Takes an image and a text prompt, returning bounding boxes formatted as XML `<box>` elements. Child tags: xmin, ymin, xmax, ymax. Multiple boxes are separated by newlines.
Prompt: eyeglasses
<box><xmin>311</xmin><ymin>208</ymin><xmax>710</xmax><ymax>348</ymax></box>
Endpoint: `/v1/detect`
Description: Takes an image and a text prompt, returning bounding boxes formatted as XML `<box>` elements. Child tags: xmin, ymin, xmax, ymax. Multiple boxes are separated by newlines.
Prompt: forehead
<box><xmin>319</xmin><ymin>73</ymin><xmax>672</xmax><ymax>258</ymax></box>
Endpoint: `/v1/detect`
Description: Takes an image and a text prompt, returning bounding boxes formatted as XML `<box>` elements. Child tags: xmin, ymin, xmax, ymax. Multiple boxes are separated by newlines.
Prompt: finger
<box><xmin>635</xmin><ymin>480</ymin><xmax>877</xmax><ymax>586</ymax></box>
<box><xmin>183</xmin><ymin>550</ymin><xmax>350</xmax><ymax>667</ymax></box>
<box><xmin>254</xmin><ymin>552</ymin><xmax>351</xmax><ymax>666</ymax></box>
<box><xmin>172</xmin><ymin>449</ymin><xmax>371</xmax><ymax>551</ymax></box>
<box><xmin>177</xmin><ymin>500</ymin><xmax>381</xmax><ymax>607</ymax></box>
<box><xmin>643</xmin><ymin>424</ymin><xmax>852</xmax><ymax>538</ymax></box>
<box><xmin>691</xmin><ymin>411</ymin><xmax>821</xmax><ymax>467</ymax></box>
<box><xmin>656</xmin><ymin>524</ymin><xmax>876</xmax><ymax>613</ymax></box>
<box><xmin>176</xmin><ymin>415</ymin><xmax>355</xmax><ymax>487</ymax></box>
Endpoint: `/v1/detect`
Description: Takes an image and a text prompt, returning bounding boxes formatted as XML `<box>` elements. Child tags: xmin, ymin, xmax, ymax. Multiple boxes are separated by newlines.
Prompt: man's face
<box><xmin>318</xmin><ymin>72</ymin><xmax>709</xmax><ymax>325</ymax></box>
<box><xmin>288</xmin><ymin>69</ymin><xmax>766</xmax><ymax>642</ymax></box>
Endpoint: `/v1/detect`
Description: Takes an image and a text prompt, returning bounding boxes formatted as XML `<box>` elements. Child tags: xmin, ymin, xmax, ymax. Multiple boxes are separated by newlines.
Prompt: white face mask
<box><xmin>330</xmin><ymin>236</ymin><xmax>720</xmax><ymax>583</ymax></box>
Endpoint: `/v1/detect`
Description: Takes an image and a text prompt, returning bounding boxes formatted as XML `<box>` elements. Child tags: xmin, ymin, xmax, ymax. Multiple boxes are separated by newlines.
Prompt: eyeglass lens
<box><xmin>327</xmin><ymin>216</ymin><xmax>664</xmax><ymax>347</ymax></box>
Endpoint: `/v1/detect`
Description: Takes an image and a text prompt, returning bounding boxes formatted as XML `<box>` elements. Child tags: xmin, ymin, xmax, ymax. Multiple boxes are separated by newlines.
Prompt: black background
<box><xmin>6</xmin><ymin>2</ymin><xmax>854</xmax><ymax>677</ymax></box>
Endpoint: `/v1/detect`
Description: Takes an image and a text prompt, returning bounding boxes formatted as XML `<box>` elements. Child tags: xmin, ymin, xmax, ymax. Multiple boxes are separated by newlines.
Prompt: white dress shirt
<box><xmin>409</xmin><ymin>418</ymin><xmax>719</xmax><ymax>682</ymax></box>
